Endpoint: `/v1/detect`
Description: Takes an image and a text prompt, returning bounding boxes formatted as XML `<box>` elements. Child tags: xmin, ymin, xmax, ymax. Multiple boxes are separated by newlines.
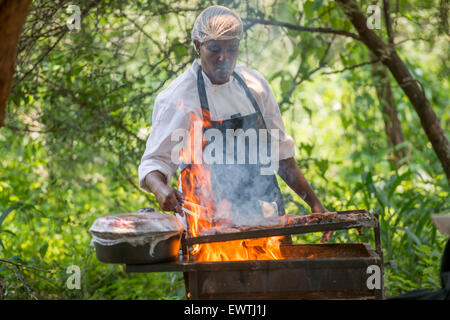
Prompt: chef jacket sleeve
<box><xmin>138</xmin><ymin>97</ymin><xmax>193</xmax><ymax>192</ymax></box>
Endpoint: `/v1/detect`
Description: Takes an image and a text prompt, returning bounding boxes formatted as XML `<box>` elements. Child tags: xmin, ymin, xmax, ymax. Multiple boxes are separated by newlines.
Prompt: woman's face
<box><xmin>195</xmin><ymin>39</ymin><xmax>240</xmax><ymax>85</ymax></box>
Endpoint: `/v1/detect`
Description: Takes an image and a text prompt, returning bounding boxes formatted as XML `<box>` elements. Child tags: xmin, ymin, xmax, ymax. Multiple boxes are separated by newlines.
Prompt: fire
<box><xmin>193</xmin><ymin>237</ymin><xmax>284</xmax><ymax>262</ymax></box>
<box><xmin>179</xmin><ymin>109</ymin><xmax>284</xmax><ymax>262</ymax></box>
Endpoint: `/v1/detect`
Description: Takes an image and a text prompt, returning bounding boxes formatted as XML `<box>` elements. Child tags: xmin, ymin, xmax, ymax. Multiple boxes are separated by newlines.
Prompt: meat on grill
<box><xmin>198</xmin><ymin>211</ymin><xmax>373</xmax><ymax>236</ymax></box>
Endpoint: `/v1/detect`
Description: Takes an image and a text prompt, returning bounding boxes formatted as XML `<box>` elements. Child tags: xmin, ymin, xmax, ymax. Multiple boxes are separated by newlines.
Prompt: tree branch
<box><xmin>322</xmin><ymin>57</ymin><xmax>380</xmax><ymax>75</ymax></box>
<box><xmin>336</xmin><ymin>0</ymin><xmax>450</xmax><ymax>181</ymax></box>
<box><xmin>383</xmin><ymin>0</ymin><xmax>395</xmax><ymax>45</ymax></box>
<box><xmin>13</xmin><ymin>0</ymin><xmax>104</xmax><ymax>90</ymax></box>
<box><xmin>13</xmin><ymin>30</ymin><xmax>67</xmax><ymax>88</ymax></box>
<box><xmin>0</xmin><ymin>0</ymin><xmax>33</xmax><ymax>127</ymax></box>
<box><xmin>243</xmin><ymin>18</ymin><xmax>361</xmax><ymax>41</ymax></box>
<box><xmin>0</xmin><ymin>259</ymin><xmax>54</xmax><ymax>274</ymax></box>
<box><xmin>279</xmin><ymin>38</ymin><xmax>334</xmax><ymax>108</ymax></box>
<box><xmin>0</xmin><ymin>261</ymin><xmax>38</xmax><ymax>299</ymax></box>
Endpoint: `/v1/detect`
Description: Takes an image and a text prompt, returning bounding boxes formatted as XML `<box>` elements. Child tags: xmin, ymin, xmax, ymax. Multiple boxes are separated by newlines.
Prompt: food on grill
<box><xmin>198</xmin><ymin>211</ymin><xmax>375</xmax><ymax>236</ymax></box>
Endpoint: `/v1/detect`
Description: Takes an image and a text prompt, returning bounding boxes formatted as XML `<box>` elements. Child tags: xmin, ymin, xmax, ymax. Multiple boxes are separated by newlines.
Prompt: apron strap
<box><xmin>197</xmin><ymin>67</ymin><xmax>268</xmax><ymax>129</ymax></box>
<box><xmin>197</xmin><ymin>67</ymin><xmax>210</xmax><ymax>113</ymax></box>
<box><xmin>231</xmin><ymin>71</ymin><xmax>268</xmax><ymax>130</ymax></box>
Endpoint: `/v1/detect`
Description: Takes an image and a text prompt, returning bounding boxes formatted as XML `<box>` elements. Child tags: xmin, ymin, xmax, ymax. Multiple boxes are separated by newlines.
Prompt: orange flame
<box><xmin>179</xmin><ymin>109</ymin><xmax>284</xmax><ymax>262</ymax></box>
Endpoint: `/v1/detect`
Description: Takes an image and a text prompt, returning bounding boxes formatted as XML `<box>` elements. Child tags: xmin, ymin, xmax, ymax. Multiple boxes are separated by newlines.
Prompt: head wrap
<box><xmin>191</xmin><ymin>5</ymin><xmax>243</xmax><ymax>53</ymax></box>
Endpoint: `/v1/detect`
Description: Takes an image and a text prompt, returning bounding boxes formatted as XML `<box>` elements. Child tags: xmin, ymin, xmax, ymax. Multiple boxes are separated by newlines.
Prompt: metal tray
<box><xmin>94</xmin><ymin>233</ymin><xmax>181</xmax><ymax>265</ymax></box>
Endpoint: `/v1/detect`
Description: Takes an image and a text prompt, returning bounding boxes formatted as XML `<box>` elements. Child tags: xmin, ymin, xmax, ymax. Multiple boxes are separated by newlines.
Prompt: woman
<box><xmin>138</xmin><ymin>5</ymin><xmax>332</xmax><ymax>242</ymax></box>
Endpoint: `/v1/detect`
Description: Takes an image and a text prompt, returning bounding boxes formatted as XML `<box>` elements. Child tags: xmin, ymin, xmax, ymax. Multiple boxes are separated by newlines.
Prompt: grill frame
<box><xmin>125</xmin><ymin>211</ymin><xmax>384</xmax><ymax>299</ymax></box>
<box><xmin>184</xmin><ymin>209</ymin><xmax>378</xmax><ymax>246</ymax></box>
<box><xmin>126</xmin><ymin>243</ymin><xmax>383</xmax><ymax>299</ymax></box>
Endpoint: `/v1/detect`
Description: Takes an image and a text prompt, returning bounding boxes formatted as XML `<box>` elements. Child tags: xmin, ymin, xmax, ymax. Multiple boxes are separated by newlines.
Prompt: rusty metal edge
<box><xmin>184</xmin><ymin>218</ymin><xmax>378</xmax><ymax>246</ymax></box>
<box><xmin>125</xmin><ymin>243</ymin><xmax>381</xmax><ymax>273</ymax></box>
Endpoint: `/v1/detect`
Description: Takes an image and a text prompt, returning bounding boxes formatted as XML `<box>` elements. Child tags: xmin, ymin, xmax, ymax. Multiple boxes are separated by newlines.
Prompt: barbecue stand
<box><xmin>125</xmin><ymin>210</ymin><xmax>384</xmax><ymax>299</ymax></box>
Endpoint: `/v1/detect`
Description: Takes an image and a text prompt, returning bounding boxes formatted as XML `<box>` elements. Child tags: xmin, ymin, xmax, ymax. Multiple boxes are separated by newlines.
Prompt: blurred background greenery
<box><xmin>0</xmin><ymin>0</ymin><xmax>448</xmax><ymax>299</ymax></box>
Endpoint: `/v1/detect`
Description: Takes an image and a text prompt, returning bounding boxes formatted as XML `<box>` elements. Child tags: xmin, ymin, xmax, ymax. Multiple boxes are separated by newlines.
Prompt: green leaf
<box><xmin>316</xmin><ymin>159</ymin><xmax>329</xmax><ymax>176</ymax></box>
<box><xmin>388</xmin><ymin>171</ymin><xmax>410</xmax><ymax>200</ymax></box>
<box><xmin>288</xmin><ymin>46</ymin><xmax>303</xmax><ymax>63</ymax></box>
<box><xmin>173</xmin><ymin>45</ymin><xmax>187</xmax><ymax>58</ymax></box>
<box><xmin>303</xmin><ymin>106</ymin><xmax>312</xmax><ymax>119</ymax></box>
<box><xmin>415</xmin><ymin>209</ymin><xmax>431</xmax><ymax>236</ymax></box>
<box><xmin>299</xmin><ymin>142</ymin><xmax>314</xmax><ymax>157</ymax></box>
<box><xmin>399</xmin><ymin>226</ymin><xmax>422</xmax><ymax>247</ymax></box>
<box><xmin>0</xmin><ymin>202</ymin><xmax>21</xmax><ymax>227</ymax></box>
<box><xmin>269</xmin><ymin>70</ymin><xmax>284</xmax><ymax>81</ymax></box>
<box><xmin>280</xmin><ymin>78</ymin><xmax>292</xmax><ymax>93</ymax></box>
<box><xmin>39</xmin><ymin>242</ymin><xmax>49</xmax><ymax>258</ymax></box>
<box><xmin>276</xmin><ymin>2</ymin><xmax>297</xmax><ymax>24</ymax></box>
<box><xmin>340</xmin><ymin>113</ymin><xmax>350</xmax><ymax>129</ymax></box>
<box><xmin>0</xmin><ymin>229</ymin><xmax>16</xmax><ymax>237</ymax></box>
<box><xmin>311</xmin><ymin>0</ymin><xmax>324</xmax><ymax>11</ymax></box>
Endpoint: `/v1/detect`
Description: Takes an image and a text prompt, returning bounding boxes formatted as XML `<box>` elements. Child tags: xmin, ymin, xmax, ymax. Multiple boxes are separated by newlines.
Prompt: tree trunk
<box><xmin>371</xmin><ymin>60</ymin><xmax>406</xmax><ymax>168</ymax></box>
<box><xmin>0</xmin><ymin>0</ymin><xmax>32</xmax><ymax>128</ymax></box>
<box><xmin>336</xmin><ymin>0</ymin><xmax>450</xmax><ymax>182</ymax></box>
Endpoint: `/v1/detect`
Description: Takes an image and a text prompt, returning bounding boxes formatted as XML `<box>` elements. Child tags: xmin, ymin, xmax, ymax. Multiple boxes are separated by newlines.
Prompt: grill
<box><xmin>125</xmin><ymin>210</ymin><xmax>384</xmax><ymax>299</ymax></box>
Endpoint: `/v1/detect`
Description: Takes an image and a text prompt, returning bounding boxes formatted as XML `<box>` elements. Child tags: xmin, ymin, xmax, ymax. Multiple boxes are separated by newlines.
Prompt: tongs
<box><xmin>181</xmin><ymin>199</ymin><xmax>208</xmax><ymax>217</ymax></box>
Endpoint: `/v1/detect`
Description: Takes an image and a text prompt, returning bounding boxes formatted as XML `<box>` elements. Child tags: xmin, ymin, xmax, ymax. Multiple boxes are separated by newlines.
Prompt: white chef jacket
<box><xmin>138</xmin><ymin>59</ymin><xmax>295</xmax><ymax>193</ymax></box>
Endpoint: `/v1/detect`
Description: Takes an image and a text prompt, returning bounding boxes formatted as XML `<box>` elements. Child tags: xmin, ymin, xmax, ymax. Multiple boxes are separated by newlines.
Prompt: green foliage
<box><xmin>1</xmin><ymin>0</ymin><xmax>449</xmax><ymax>299</ymax></box>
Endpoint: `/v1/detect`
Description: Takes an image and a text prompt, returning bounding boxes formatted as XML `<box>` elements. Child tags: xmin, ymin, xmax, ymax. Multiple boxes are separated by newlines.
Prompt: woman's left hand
<box><xmin>312</xmin><ymin>205</ymin><xmax>333</xmax><ymax>243</ymax></box>
<box><xmin>321</xmin><ymin>230</ymin><xmax>333</xmax><ymax>243</ymax></box>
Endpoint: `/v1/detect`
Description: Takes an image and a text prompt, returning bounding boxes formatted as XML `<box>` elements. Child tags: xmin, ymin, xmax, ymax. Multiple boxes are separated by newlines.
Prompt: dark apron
<box><xmin>180</xmin><ymin>67</ymin><xmax>285</xmax><ymax>224</ymax></box>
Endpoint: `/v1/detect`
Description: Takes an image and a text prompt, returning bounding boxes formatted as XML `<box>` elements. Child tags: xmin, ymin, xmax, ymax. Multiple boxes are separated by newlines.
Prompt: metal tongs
<box><xmin>181</xmin><ymin>200</ymin><xmax>208</xmax><ymax>217</ymax></box>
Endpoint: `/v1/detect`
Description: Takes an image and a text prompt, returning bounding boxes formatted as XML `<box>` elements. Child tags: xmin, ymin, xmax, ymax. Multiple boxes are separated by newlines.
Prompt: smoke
<box><xmin>171</xmin><ymin>122</ymin><xmax>279</xmax><ymax>174</ymax></box>
<box><xmin>172</xmin><ymin>121</ymin><xmax>282</xmax><ymax>227</ymax></box>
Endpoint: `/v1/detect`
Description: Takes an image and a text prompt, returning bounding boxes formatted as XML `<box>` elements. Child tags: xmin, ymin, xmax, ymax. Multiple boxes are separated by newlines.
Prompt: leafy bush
<box><xmin>1</xmin><ymin>0</ymin><xmax>448</xmax><ymax>300</ymax></box>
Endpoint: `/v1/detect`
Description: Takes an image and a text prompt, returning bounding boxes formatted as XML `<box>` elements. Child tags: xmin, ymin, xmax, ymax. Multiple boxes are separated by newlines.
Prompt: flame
<box><xmin>179</xmin><ymin>108</ymin><xmax>284</xmax><ymax>262</ymax></box>
<box><xmin>193</xmin><ymin>237</ymin><xmax>284</xmax><ymax>262</ymax></box>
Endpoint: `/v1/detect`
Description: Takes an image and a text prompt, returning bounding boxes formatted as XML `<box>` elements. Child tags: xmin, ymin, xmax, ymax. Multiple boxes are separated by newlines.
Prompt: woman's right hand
<box><xmin>145</xmin><ymin>171</ymin><xmax>185</xmax><ymax>215</ymax></box>
<box><xmin>154</xmin><ymin>185</ymin><xmax>185</xmax><ymax>215</ymax></box>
